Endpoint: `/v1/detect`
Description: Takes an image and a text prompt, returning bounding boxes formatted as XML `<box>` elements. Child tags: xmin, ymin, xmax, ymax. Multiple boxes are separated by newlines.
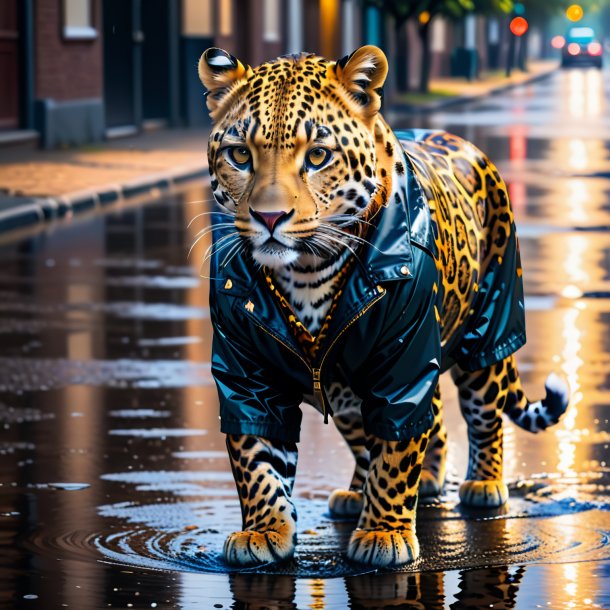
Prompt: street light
<box><xmin>566</xmin><ymin>4</ymin><xmax>584</xmax><ymax>22</ymax></box>
<box><xmin>418</xmin><ymin>11</ymin><xmax>430</xmax><ymax>25</ymax></box>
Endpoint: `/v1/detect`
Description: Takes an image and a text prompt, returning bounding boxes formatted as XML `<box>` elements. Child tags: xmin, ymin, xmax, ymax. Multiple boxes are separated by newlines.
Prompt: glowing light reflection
<box><xmin>567</xmin><ymin>70</ymin><xmax>585</xmax><ymax>118</ymax></box>
<box><xmin>556</xmin><ymin>308</ymin><xmax>582</xmax><ymax>476</ymax></box>
<box><xmin>566</xmin><ymin>69</ymin><xmax>603</xmax><ymax>120</ymax></box>
<box><xmin>585</xmin><ymin>69</ymin><xmax>602</xmax><ymax>117</ymax></box>
<box><xmin>563</xmin><ymin>235</ymin><xmax>590</xmax><ymax>284</ymax></box>
<box><xmin>567</xmin><ymin>139</ymin><xmax>587</xmax><ymax>171</ymax></box>
<box><xmin>566</xmin><ymin>179</ymin><xmax>589</xmax><ymax>224</ymax></box>
<box><xmin>308</xmin><ymin>578</ymin><xmax>325</xmax><ymax>609</ymax></box>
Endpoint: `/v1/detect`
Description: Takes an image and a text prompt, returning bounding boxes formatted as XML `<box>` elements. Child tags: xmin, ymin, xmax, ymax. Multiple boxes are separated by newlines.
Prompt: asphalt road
<box><xmin>0</xmin><ymin>67</ymin><xmax>609</xmax><ymax>609</ymax></box>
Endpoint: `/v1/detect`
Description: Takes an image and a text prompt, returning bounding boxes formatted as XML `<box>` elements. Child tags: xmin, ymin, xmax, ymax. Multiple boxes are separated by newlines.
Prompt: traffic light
<box><xmin>510</xmin><ymin>16</ymin><xmax>529</xmax><ymax>37</ymax></box>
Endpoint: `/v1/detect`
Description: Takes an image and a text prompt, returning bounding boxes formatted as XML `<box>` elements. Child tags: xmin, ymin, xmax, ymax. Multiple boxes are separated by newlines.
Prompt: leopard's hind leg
<box><xmin>327</xmin><ymin>383</ymin><xmax>369</xmax><ymax>518</ymax></box>
<box><xmin>223</xmin><ymin>434</ymin><xmax>298</xmax><ymax>566</ymax></box>
<box><xmin>419</xmin><ymin>383</ymin><xmax>447</xmax><ymax>498</ymax></box>
<box><xmin>451</xmin><ymin>362</ymin><xmax>509</xmax><ymax>508</ymax></box>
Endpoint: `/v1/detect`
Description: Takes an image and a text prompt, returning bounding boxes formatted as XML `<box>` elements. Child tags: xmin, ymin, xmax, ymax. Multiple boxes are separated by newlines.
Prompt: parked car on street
<box><xmin>561</xmin><ymin>27</ymin><xmax>603</xmax><ymax>69</ymax></box>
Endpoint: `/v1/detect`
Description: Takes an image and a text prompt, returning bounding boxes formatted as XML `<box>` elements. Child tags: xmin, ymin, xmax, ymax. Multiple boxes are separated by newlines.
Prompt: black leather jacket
<box><xmin>209</xmin><ymin>130</ymin><xmax>525</xmax><ymax>443</ymax></box>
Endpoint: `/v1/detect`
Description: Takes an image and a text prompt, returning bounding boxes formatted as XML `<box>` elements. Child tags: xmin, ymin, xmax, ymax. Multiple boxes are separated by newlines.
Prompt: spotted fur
<box><xmin>223</xmin><ymin>435</ymin><xmax>298</xmax><ymax>566</ymax></box>
<box><xmin>199</xmin><ymin>46</ymin><xmax>569</xmax><ymax>568</ymax></box>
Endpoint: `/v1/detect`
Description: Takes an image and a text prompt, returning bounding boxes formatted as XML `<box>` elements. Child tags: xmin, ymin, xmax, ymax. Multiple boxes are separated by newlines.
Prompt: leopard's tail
<box><xmin>504</xmin><ymin>367</ymin><xmax>570</xmax><ymax>433</ymax></box>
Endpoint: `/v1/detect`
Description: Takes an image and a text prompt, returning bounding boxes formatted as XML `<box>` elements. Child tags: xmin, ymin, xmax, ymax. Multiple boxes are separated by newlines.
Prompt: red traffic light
<box><xmin>510</xmin><ymin>16</ymin><xmax>529</xmax><ymax>37</ymax></box>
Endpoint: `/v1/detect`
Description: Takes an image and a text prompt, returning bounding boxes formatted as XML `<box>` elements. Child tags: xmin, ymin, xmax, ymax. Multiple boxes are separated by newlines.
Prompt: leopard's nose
<box><xmin>249</xmin><ymin>208</ymin><xmax>295</xmax><ymax>234</ymax></box>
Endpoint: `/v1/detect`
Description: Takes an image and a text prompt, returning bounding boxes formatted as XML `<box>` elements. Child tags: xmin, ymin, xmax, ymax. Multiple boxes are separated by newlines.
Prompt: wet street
<box><xmin>1</xmin><ymin>67</ymin><xmax>610</xmax><ymax>609</ymax></box>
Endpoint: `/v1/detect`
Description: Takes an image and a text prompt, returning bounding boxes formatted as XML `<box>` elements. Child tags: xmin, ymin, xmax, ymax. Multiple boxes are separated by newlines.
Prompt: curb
<box><xmin>389</xmin><ymin>65</ymin><xmax>558</xmax><ymax>114</ymax></box>
<box><xmin>0</xmin><ymin>164</ymin><xmax>209</xmax><ymax>235</ymax></box>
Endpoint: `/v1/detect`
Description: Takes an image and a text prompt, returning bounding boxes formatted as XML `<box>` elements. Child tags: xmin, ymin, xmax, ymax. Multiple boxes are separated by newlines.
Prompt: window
<box><xmin>63</xmin><ymin>0</ymin><xmax>97</xmax><ymax>40</ymax></box>
<box><xmin>183</xmin><ymin>0</ymin><xmax>214</xmax><ymax>37</ymax></box>
<box><xmin>219</xmin><ymin>0</ymin><xmax>232</xmax><ymax>37</ymax></box>
<box><xmin>263</xmin><ymin>0</ymin><xmax>280</xmax><ymax>42</ymax></box>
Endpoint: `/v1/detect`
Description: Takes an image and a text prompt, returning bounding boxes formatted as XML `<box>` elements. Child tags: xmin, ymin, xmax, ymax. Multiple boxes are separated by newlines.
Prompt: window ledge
<box><xmin>63</xmin><ymin>26</ymin><xmax>98</xmax><ymax>41</ymax></box>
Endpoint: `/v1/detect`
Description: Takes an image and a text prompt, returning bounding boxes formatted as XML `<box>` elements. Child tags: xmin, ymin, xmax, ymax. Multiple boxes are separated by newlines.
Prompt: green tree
<box><xmin>365</xmin><ymin>0</ymin><xmax>420</xmax><ymax>92</ymax></box>
<box><xmin>414</xmin><ymin>0</ymin><xmax>475</xmax><ymax>93</ymax></box>
<box><xmin>382</xmin><ymin>0</ymin><xmax>514</xmax><ymax>94</ymax></box>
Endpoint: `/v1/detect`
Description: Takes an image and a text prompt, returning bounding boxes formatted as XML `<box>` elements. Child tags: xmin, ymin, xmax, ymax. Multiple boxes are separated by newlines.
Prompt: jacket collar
<box><xmin>211</xmin><ymin>148</ymin><xmax>433</xmax><ymax>296</ymax></box>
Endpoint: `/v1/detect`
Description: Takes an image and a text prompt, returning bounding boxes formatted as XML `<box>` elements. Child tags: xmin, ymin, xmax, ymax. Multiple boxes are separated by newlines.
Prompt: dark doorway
<box><xmin>0</xmin><ymin>0</ymin><xmax>20</xmax><ymax>129</ymax></box>
<box><xmin>234</xmin><ymin>0</ymin><xmax>253</xmax><ymax>61</ymax></box>
<box><xmin>141</xmin><ymin>0</ymin><xmax>170</xmax><ymax>122</ymax></box>
<box><xmin>103</xmin><ymin>0</ymin><xmax>177</xmax><ymax>132</ymax></box>
<box><xmin>103</xmin><ymin>0</ymin><xmax>136</xmax><ymax>129</ymax></box>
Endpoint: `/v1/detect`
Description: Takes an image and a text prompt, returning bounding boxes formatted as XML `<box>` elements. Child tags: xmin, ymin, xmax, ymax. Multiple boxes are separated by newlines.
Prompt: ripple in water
<box><xmin>79</xmin><ymin>473</ymin><xmax>610</xmax><ymax>577</ymax></box>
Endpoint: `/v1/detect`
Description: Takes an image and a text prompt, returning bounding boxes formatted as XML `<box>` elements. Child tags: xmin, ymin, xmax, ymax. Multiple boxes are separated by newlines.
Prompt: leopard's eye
<box><xmin>305</xmin><ymin>147</ymin><xmax>332</xmax><ymax>170</ymax></box>
<box><xmin>226</xmin><ymin>146</ymin><xmax>252</xmax><ymax>169</ymax></box>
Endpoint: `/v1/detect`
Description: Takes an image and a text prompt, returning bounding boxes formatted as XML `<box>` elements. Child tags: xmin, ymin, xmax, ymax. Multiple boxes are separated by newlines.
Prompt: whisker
<box><xmin>200</xmin><ymin>234</ymin><xmax>241</xmax><ymax>267</ymax></box>
<box><xmin>188</xmin><ymin>211</ymin><xmax>235</xmax><ymax>227</ymax></box>
<box><xmin>317</xmin><ymin>223</ymin><xmax>381</xmax><ymax>253</ymax></box>
<box><xmin>189</xmin><ymin>222</ymin><xmax>236</xmax><ymax>237</ymax></box>
<box><xmin>308</xmin><ymin>235</ymin><xmax>341</xmax><ymax>258</ymax></box>
<box><xmin>221</xmin><ymin>240</ymin><xmax>248</xmax><ymax>268</ymax></box>
<box><xmin>217</xmin><ymin>235</ymin><xmax>244</xmax><ymax>264</ymax></box>
<box><xmin>310</xmin><ymin>232</ymin><xmax>362</xmax><ymax>261</ymax></box>
<box><xmin>185</xmin><ymin>198</ymin><xmax>218</xmax><ymax>205</ymax></box>
<box><xmin>200</xmin><ymin>231</ymin><xmax>239</xmax><ymax>260</ymax></box>
<box><xmin>190</xmin><ymin>229</ymin><xmax>237</xmax><ymax>260</ymax></box>
<box><xmin>325</xmin><ymin>211</ymin><xmax>374</xmax><ymax>223</ymax></box>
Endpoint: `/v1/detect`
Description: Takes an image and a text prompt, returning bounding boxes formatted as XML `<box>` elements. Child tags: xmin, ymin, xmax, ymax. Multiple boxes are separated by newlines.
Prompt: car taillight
<box><xmin>551</xmin><ymin>35</ymin><xmax>566</xmax><ymax>49</ymax></box>
<box><xmin>588</xmin><ymin>41</ymin><xmax>602</xmax><ymax>56</ymax></box>
<box><xmin>567</xmin><ymin>42</ymin><xmax>581</xmax><ymax>55</ymax></box>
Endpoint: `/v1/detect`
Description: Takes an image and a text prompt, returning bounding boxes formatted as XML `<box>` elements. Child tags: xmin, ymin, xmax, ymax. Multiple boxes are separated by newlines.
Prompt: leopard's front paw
<box><xmin>459</xmin><ymin>480</ymin><xmax>508</xmax><ymax>508</ymax></box>
<box><xmin>223</xmin><ymin>530</ymin><xmax>295</xmax><ymax>567</ymax></box>
<box><xmin>347</xmin><ymin>528</ymin><xmax>419</xmax><ymax>567</ymax></box>
<box><xmin>418</xmin><ymin>470</ymin><xmax>443</xmax><ymax>499</ymax></box>
<box><xmin>328</xmin><ymin>489</ymin><xmax>363</xmax><ymax>518</ymax></box>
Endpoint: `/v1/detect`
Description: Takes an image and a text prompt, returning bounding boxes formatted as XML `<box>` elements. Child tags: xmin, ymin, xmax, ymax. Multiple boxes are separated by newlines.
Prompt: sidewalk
<box><xmin>389</xmin><ymin>60</ymin><xmax>558</xmax><ymax>113</ymax></box>
<box><xmin>0</xmin><ymin>128</ymin><xmax>210</xmax><ymax>234</ymax></box>
<box><xmin>0</xmin><ymin>60</ymin><xmax>558</xmax><ymax>236</ymax></box>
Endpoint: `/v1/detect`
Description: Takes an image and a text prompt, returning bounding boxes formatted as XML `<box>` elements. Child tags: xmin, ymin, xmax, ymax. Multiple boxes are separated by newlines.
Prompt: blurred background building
<box><xmin>1</xmin><ymin>0</ymin><xmax>608</xmax><ymax>149</ymax></box>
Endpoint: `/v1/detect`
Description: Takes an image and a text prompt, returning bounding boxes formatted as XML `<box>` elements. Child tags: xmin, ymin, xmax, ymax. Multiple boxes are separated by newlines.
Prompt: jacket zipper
<box><xmin>254</xmin><ymin>286</ymin><xmax>386</xmax><ymax>424</ymax></box>
<box><xmin>255</xmin><ymin>324</ymin><xmax>312</xmax><ymax>373</ymax></box>
<box><xmin>314</xmin><ymin>285</ymin><xmax>386</xmax><ymax>423</ymax></box>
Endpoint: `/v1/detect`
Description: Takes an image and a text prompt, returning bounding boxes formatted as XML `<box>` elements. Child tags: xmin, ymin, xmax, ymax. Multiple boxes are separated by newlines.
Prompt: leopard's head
<box><xmin>199</xmin><ymin>46</ymin><xmax>392</xmax><ymax>269</ymax></box>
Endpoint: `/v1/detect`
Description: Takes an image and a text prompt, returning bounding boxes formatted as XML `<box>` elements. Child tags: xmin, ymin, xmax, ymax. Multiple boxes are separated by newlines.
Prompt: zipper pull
<box><xmin>312</xmin><ymin>368</ymin><xmax>330</xmax><ymax>424</ymax></box>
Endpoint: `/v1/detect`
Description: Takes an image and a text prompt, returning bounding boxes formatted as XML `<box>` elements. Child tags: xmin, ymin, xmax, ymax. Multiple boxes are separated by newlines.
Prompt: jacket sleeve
<box><xmin>351</xmin><ymin>247</ymin><xmax>441</xmax><ymax>441</ymax></box>
<box><xmin>211</xmin><ymin>307</ymin><xmax>304</xmax><ymax>443</ymax></box>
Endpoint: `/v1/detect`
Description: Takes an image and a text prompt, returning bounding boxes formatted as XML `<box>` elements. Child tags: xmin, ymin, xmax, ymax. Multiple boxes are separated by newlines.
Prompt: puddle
<box><xmin>0</xmin><ymin>357</ymin><xmax>214</xmax><ymax>392</ymax></box>
<box><xmin>47</xmin><ymin>482</ymin><xmax>91</xmax><ymax>491</ymax></box>
<box><xmin>108</xmin><ymin>429</ymin><xmax>208</xmax><ymax>438</ymax></box>
<box><xmin>1</xmin><ymin>91</ymin><xmax>609</xmax><ymax>607</ymax></box>
<box><xmin>24</xmin><ymin>473</ymin><xmax>609</xmax><ymax>579</ymax></box>
<box><xmin>109</xmin><ymin>409</ymin><xmax>172</xmax><ymax>418</ymax></box>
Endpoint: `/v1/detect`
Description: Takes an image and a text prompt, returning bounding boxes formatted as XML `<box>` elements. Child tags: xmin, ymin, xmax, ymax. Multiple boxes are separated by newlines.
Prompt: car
<box><xmin>561</xmin><ymin>26</ymin><xmax>603</xmax><ymax>69</ymax></box>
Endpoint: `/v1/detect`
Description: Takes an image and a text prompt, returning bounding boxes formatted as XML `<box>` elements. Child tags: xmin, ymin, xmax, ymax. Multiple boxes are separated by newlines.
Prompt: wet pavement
<box><xmin>1</xmin><ymin>67</ymin><xmax>610</xmax><ymax>609</ymax></box>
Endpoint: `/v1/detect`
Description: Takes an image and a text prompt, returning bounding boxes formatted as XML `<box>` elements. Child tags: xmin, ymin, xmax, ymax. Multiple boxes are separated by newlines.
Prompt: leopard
<box><xmin>198</xmin><ymin>45</ymin><xmax>570</xmax><ymax>569</ymax></box>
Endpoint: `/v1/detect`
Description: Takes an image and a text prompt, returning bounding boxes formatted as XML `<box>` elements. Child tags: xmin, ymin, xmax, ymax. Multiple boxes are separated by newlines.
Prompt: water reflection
<box><xmin>564</xmin><ymin>69</ymin><xmax>604</xmax><ymax>120</ymax></box>
<box><xmin>1</xmin><ymin>70</ymin><xmax>610</xmax><ymax>608</ymax></box>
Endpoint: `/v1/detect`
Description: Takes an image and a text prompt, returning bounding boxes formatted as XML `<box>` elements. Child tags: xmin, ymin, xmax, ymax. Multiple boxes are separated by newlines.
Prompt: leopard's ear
<box><xmin>198</xmin><ymin>48</ymin><xmax>252</xmax><ymax>119</ymax></box>
<box><xmin>333</xmin><ymin>45</ymin><xmax>388</xmax><ymax>120</ymax></box>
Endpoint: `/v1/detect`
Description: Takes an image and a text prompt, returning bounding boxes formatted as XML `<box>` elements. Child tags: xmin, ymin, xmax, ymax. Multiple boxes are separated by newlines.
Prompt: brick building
<box><xmin>0</xmin><ymin>0</ymin><xmax>519</xmax><ymax>149</ymax></box>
